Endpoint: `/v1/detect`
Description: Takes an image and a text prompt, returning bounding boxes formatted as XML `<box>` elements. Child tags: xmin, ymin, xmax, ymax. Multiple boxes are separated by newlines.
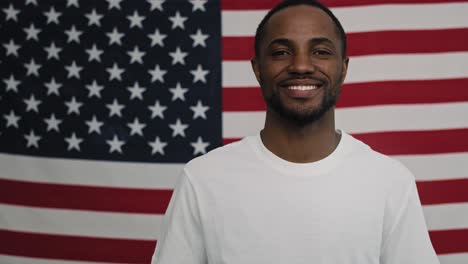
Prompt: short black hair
<box><xmin>254</xmin><ymin>0</ymin><xmax>347</xmax><ymax>58</ymax></box>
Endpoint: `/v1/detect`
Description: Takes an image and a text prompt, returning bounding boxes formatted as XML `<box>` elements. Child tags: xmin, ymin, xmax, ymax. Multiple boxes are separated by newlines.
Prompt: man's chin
<box><xmin>268</xmin><ymin>100</ymin><xmax>336</xmax><ymax>127</ymax></box>
<box><xmin>270</xmin><ymin>106</ymin><xmax>327</xmax><ymax>126</ymax></box>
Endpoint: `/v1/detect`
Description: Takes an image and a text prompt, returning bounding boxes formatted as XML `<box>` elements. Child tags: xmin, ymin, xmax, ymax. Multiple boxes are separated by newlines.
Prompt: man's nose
<box><xmin>288</xmin><ymin>53</ymin><xmax>316</xmax><ymax>74</ymax></box>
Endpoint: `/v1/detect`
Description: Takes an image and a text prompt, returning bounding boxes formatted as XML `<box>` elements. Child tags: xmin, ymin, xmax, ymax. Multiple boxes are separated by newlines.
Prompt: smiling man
<box><xmin>152</xmin><ymin>1</ymin><xmax>439</xmax><ymax>263</ymax></box>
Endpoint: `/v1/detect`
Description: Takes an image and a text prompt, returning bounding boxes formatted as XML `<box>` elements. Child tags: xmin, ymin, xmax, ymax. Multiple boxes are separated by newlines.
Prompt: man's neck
<box><xmin>261</xmin><ymin>109</ymin><xmax>340</xmax><ymax>163</ymax></box>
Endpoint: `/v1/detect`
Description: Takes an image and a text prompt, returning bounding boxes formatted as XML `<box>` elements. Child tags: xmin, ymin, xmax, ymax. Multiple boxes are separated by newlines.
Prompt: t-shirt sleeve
<box><xmin>380</xmin><ymin>178</ymin><xmax>439</xmax><ymax>264</ymax></box>
<box><xmin>152</xmin><ymin>168</ymin><xmax>206</xmax><ymax>264</ymax></box>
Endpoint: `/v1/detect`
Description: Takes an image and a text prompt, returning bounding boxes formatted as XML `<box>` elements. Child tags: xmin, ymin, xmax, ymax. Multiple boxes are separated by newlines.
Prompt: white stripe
<box><xmin>0</xmin><ymin>153</ymin><xmax>183</xmax><ymax>189</ymax></box>
<box><xmin>222</xmin><ymin>52</ymin><xmax>468</xmax><ymax>87</ymax></box>
<box><xmin>222</xmin><ymin>102</ymin><xmax>468</xmax><ymax>137</ymax></box>
<box><xmin>423</xmin><ymin>203</ymin><xmax>468</xmax><ymax>231</ymax></box>
<box><xmin>0</xmin><ymin>202</ymin><xmax>464</xmax><ymax>245</ymax></box>
<box><xmin>336</xmin><ymin>102</ymin><xmax>468</xmax><ymax>133</ymax></box>
<box><xmin>222</xmin><ymin>3</ymin><xmax>468</xmax><ymax>36</ymax></box>
<box><xmin>439</xmin><ymin>253</ymin><xmax>468</xmax><ymax>264</ymax></box>
<box><xmin>395</xmin><ymin>153</ymin><xmax>468</xmax><ymax>181</ymax></box>
<box><xmin>346</xmin><ymin>52</ymin><xmax>468</xmax><ymax>83</ymax></box>
<box><xmin>0</xmin><ymin>255</ymin><xmax>102</xmax><ymax>264</ymax></box>
<box><xmin>0</xmin><ymin>204</ymin><xmax>163</xmax><ymax>240</ymax></box>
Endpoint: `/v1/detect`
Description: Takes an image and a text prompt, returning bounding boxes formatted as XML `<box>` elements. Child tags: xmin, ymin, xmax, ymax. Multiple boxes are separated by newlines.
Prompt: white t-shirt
<box><xmin>152</xmin><ymin>131</ymin><xmax>439</xmax><ymax>264</ymax></box>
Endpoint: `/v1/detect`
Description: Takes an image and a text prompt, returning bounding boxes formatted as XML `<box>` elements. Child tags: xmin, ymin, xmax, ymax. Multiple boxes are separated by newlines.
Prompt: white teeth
<box><xmin>287</xmin><ymin>85</ymin><xmax>318</xmax><ymax>91</ymax></box>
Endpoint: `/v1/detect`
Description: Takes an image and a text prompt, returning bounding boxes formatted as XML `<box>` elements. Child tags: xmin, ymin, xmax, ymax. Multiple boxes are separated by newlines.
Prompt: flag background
<box><xmin>1</xmin><ymin>0</ymin><xmax>467</xmax><ymax>263</ymax></box>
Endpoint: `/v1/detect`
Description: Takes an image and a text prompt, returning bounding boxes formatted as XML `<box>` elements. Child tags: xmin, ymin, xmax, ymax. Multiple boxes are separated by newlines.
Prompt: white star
<box><xmin>24</xmin><ymin>130</ymin><xmax>41</xmax><ymax>148</ymax></box>
<box><xmin>3</xmin><ymin>74</ymin><xmax>20</xmax><ymax>92</ymax></box>
<box><xmin>4</xmin><ymin>110</ymin><xmax>20</xmax><ymax>128</ymax></box>
<box><xmin>65</xmin><ymin>61</ymin><xmax>82</xmax><ymax>79</ymax></box>
<box><xmin>3</xmin><ymin>39</ymin><xmax>20</xmax><ymax>57</ymax></box>
<box><xmin>44</xmin><ymin>78</ymin><xmax>62</xmax><ymax>96</ymax></box>
<box><xmin>65</xmin><ymin>26</ymin><xmax>83</xmax><ymax>43</ymax></box>
<box><xmin>64</xmin><ymin>97</ymin><xmax>83</xmax><ymax>115</ymax></box>
<box><xmin>106</xmin><ymin>135</ymin><xmax>125</xmax><ymax>154</ymax></box>
<box><xmin>44</xmin><ymin>113</ymin><xmax>62</xmax><ymax>132</ymax></box>
<box><xmin>189</xmin><ymin>0</ymin><xmax>207</xmax><ymax>11</ymax></box>
<box><xmin>44</xmin><ymin>42</ymin><xmax>62</xmax><ymax>60</ymax></box>
<box><xmin>85</xmin><ymin>9</ymin><xmax>103</xmax><ymax>26</ymax></box>
<box><xmin>24</xmin><ymin>94</ymin><xmax>41</xmax><ymax>112</ymax></box>
<box><xmin>85</xmin><ymin>115</ymin><xmax>104</xmax><ymax>134</ymax></box>
<box><xmin>127</xmin><ymin>46</ymin><xmax>145</xmax><ymax>64</ymax></box>
<box><xmin>106</xmin><ymin>63</ymin><xmax>124</xmax><ymax>81</ymax></box>
<box><xmin>3</xmin><ymin>4</ymin><xmax>20</xmax><ymax>22</ymax></box>
<box><xmin>24</xmin><ymin>59</ymin><xmax>41</xmax><ymax>77</ymax></box>
<box><xmin>190</xmin><ymin>100</ymin><xmax>209</xmax><ymax>119</ymax></box>
<box><xmin>106</xmin><ymin>99</ymin><xmax>125</xmax><ymax>117</ymax></box>
<box><xmin>127</xmin><ymin>82</ymin><xmax>146</xmax><ymax>100</ymax></box>
<box><xmin>147</xmin><ymin>0</ymin><xmax>165</xmax><ymax>11</ymax></box>
<box><xmin>190</xmin><ymin>64</ymin><xmax>209</xmax><ymax>83</ymax></box>
<box><xmin>148</xmin><ymin>100</ymin><xmax>167</xmax><ymax>119</ymax></box>
<box><xmin>169</xmin><ymin>46</ymin><xmax>188</xmax><ymax>65</ymax></box>
<box><xmin>148</xmin><ymin>64</ymin><xmax>167</xmax><ymax>83</ymax></box>
<box><xmin>26</xmin><ymin>0</ymin><xmax>38</xmax><ymax>6</ymax></box>
<box><xmin>106</xmin><ymin>27</ymin><xmax>124</xmax><ymax>45</ymax></box>
<box><xmin>65</xmin><ymin>133</ymin><xmax>83</xmax><ymax>151</ymax></box>
<box><xmin>23</xmin><ymin>24</ymin><xmax>41</xmax><ymax>41</ymax></box>
<box><xmin>168</xmin><ymin>11</ymin><xmax>187</xmax><ymax>30</ymax></box>
<box><xmin>148</xmin><ymin>29</ymin><xmax>166</xmax><ymax>47</ymax></box>
<box><xmin>127</xmin><ymin>118</ymin><xmax>146</xmax><ymax>136</ymax></box>
<box><xmin>169</xmin><ymin>119</ymin><xmax>188</xmax><ymax>138</ymax></box>
<box><xmin>127</xmin><ymin>10</ymin><xmax>145</xmax><ymax>28</ymax></box>
<box><xmin>191</xmin><ymin>137</ymin><xmax>209</xmax><ymax>155</ymax></box>
<box><xmin>67</xmin><ymin>0</ymin><xmax>79</xmax><ymax>7</ymax></box>
<box><xmin>148</xmin><ymin>137</ymin><xmax>167</xmax><ymax>155</ymax></box>
<box><xmin>44</xmin><ymin>7</ymin><xmax>61</xmax><ymax>24</ymax></box>
<box><xmin>86</xmin><ymin>80</ymin><xmax>104</xmax><ymax>98</ymax></box>
<box><xmin>106</xmin><ymin>0</ymin><xmax>123</xmax><ymax>10</ymax></box>
<box><xmin>169</xmin><ymin>82</ymin><xmax>188</xmax><ymax>101</ymax></box>
<box><xmin>190</xmin><ymin>28</ymin><xmax>209</xmax><ymax>47</ymax></box>
<box><xmin>85</xmin><ymin>44</ymin><xmax>104</xmax><ymax>62</ymax></box>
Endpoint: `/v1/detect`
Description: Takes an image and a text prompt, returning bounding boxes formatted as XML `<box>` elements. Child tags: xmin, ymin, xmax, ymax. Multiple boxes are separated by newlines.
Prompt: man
<box><xmin>152</xmin><ymin>0</ymin><xmax>439</xmax><ymax>263</ymax></box>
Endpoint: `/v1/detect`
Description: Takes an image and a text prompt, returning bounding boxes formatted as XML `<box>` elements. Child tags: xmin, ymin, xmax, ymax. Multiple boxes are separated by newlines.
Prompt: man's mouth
<box><xmin>286</xmin><ymin>85</ymin><xmax>319</xmax><ymax>91</ymax></box>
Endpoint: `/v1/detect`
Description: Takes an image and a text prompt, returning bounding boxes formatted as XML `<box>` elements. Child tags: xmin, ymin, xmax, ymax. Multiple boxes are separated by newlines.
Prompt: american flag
<box><xmin>0</xmin><ymin>0</ymin><xmax>467</xmax><ymax>263</ymax></box>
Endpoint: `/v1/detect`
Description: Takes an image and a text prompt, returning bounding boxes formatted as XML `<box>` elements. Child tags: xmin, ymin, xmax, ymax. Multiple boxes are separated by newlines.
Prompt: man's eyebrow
<box><xmin>267</xmin><ymin>38</ymin><xmax>291</xmax><ymax>48</ymax></box>
<box><xmin>267</xmin><ymin>37</ymin><xmax>337</xmax><ymax>48</ymax></box>
<box><xmin>309</xmin><ymin>37</ymin><xmax>336</xmax><ymax>47</ymax></box>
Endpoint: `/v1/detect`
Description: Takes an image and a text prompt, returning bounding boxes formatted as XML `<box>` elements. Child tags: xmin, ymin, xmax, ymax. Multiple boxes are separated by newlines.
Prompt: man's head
<box><xmin>251</xmin><ymin>0</ymin><xmax>349</xmax><ymax>126</ymax></box>
<box><xmin>255</xmin><ymin>0</ymin><xmax>347</xmax><ymax>58</ymax></box>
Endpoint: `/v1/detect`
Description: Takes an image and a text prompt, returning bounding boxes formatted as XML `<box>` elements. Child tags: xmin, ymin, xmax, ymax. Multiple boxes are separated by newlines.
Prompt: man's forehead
<box><xmin>262</xmin><ymin>5</ymin><xmax>340</xmax><ymax>44</ymax></box>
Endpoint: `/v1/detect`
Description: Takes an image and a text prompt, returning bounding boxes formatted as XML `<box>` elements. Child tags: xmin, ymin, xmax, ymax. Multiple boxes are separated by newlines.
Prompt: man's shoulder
<box><xmin>346</xmin><ymin>132</ymin><xmax>415</xmax><ymax>184</ymax></box>
<box><xmin>184</xmin><ymin>136</ymin><xmax>255</xmax><ymax>175</ymax></box>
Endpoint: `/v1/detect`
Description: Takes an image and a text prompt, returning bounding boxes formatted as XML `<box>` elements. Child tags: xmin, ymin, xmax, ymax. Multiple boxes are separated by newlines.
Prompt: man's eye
<box><xmin>313</xmin><ymin>49</ymin><xmax>332</xmax><ymax>56</ymax></box>
<box><xmin>271</xmin><ymin>50</ymin><xmax>290</xmax><ymax>57</ymax></box>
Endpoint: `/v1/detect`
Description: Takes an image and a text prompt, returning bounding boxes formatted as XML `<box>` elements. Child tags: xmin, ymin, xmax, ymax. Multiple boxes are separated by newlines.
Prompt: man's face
<box><xmin>252</xmin><ymin>5</ymin><xmax>348</xmax><ymax>126</ymax></box>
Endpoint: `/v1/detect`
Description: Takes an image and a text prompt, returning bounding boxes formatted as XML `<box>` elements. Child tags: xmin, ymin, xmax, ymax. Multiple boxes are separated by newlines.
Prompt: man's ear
<box><xmin>340</xmin><ymin>57</ymin><xmax>349</xmax><ymax>85</ymax></box>
<box><xmin>251</xmin><ymin>57</ymin><xmax>261</xmax><ymax>84</ymax></box>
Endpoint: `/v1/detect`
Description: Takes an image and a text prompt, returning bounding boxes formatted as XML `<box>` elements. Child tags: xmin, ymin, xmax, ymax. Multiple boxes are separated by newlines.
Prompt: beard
<box><xmin>264</xmin><ymin>83</ymin><xmax>340</xmax><ymax>127</ymax></box>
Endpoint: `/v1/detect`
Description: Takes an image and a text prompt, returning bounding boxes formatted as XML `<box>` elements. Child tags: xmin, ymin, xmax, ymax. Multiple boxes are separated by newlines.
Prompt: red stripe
<box><xmin>222</xmin><ymin>0</ymin><xmax>468</xmax><ymax>9</ymax></box>
<box><xmin>222</xmin><ymin>78</ymin><xmax>468</xmax><ymax>111</ymax></box>
<box><xmin>223</xmin><ymin>29</ymin><xmax>468</xmax><ymax>60</ymax></box>
<box><xmin>338</xmin><ymin>79</ymin><xmax>468</xmax><ymax>108</ymax></box>
<box><xmin>223</xmin><ymin>87</ymin><xmax>265</xmax><ymax>112</ymax></box>
<box><xmin>0</xmin><ymin>229</ymin><xmax>155</xmax><ymax>263</ymax></box>
<box><xmin>0</xmin><ymin>179</ymin><xmax>173</xmax><ymax>214</ymax></box>
<box><xmin>430</xmin><ymin>229</ymin><xmax>468</xmax><ymax>254</ymax></box>
<box><xmin>1</xmin><ymin>229</ymin><xmax>466</xmax><ymax>261</ymax></box>
<box><xmin>353</xmin><ymin>129</ymin><xmax>468</xmax><ymax>155</ymax></box>
<box><xmin>224</xmin><ymin>129</ymin><xmax>468</xmax><ymax>155</ymax></box>
<box><xmin>417</xmin><ymin>179</ymin><xmax>468</xmax><ymax>205</ymax></box>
